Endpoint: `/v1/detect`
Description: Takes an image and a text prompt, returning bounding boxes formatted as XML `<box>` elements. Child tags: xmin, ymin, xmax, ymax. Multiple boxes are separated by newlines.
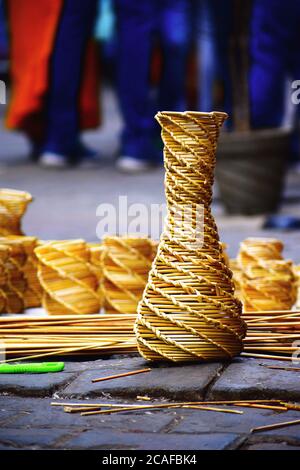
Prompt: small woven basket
<box><xmin>35</xmin><ymin>239</ymin><xmax>100</xmax><ymax>315</ymax></box>
<box><xmin>0</xmin><ymin>189</ymin><xmax>32</xmax><ymax>236</ymax></box>
<box><xmin>237</xmin><ymin>238</ymin><xmax>295</xmax><ymax>311</ymax></box>
<box><xmin>0</xmin><ymin>238</ymin><xmax>27</xmax><ymax>313</ymax></box>
<box><xmin>101</xmin><ymin>236</ymin><xmax>155</xmax><ymax>314</ymax></box>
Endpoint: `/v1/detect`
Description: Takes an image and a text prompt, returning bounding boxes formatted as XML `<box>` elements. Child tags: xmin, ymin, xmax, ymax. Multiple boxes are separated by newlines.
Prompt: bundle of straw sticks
<box><xmin>242</xmin><ymin>309</ymin><xmax>300</xmax><ymax>360</ymax></box>
<box><xmin>0</xmin><ymin>313</ymin><xmax>137</xmax><ymax>360</ymax></box>
<box><xmin>2</xmin><ymin>309</ymin><xmax>300</xmax><ymax>362</ymax></box>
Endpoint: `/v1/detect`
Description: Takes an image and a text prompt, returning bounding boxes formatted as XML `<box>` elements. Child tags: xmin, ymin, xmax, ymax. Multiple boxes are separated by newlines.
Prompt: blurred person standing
<box><xmin>0</xmin><ymin>1</ymin><xmax>8</xmax><ymax>65</ymax></box>
<box><xmin>6</xmin><ymin>0</ymin><xmax>100</xmax><ymax>168</ymax></box>
<box><xmin>196</xmin><ymin>0</ymin><xmax>233</xmax><ymax>118</ymax></box>
<box><xmin>114</xmin><ymin>0</ymin><xmax>191</xmax><ymax>173</ymax></box>
<box><xmin>249</xmin><ymin>0</ymin><xmax>300</xmax><ymax>131</ymax></box>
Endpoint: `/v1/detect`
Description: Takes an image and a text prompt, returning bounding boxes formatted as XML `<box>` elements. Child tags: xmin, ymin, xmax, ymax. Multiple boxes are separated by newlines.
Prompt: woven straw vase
<box><xmin>134</xmin><ymin>111</ymin><xmax>246</xmax><ymax>362</ymax></box>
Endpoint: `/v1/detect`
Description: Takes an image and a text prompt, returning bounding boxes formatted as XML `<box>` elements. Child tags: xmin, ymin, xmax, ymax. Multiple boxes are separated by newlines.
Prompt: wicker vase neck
<box><xmin>135</xmin><ymin>111</ymin><xmax>246</xmax><ymax>363</ymax></box>
<box><xmin>158</xmin><ymin>111</ymin><xmax>227</xmax><ymax>208</ymax></box>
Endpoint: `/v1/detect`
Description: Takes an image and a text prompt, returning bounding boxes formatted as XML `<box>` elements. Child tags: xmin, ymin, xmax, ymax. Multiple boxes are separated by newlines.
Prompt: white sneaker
<box><xmin>116</xmin><ymin>156</ymin><xmax>152</xmax><ymax>174</ymax></box>
<box><xmin>39</xmin><ymin>152</ymin><xmax>68</xmax><ymax>168</ymax></box>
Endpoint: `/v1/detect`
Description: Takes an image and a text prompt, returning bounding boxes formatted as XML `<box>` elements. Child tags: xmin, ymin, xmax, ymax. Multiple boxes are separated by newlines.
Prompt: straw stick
<box><xmin>180</xmin><ymin>405</ymin><xmax>243</xmax><ymax>414</ymax></box>
<box><xmin>0</xmin><ymin>340</ymin><xmax>130</xmax><ymax>363</ymax></box>
<box><xmin>51</xmin><ymin>399</ymin><xmax>282</xmax><ymax>408</ymax></box>
<box><xmin>260</xmin><ymin>365</ymin><xmax>300</xmax><ymax>372</ymax></box>
<box><xmin>241</xmin><ymin>352</ymin><xmax>300</xmax><ymax>362</ymax></box>
<box><xmin>233</xmin><ymin>403</ymin><xmax>287</xmax><ymax>411</ymax></box>
<box><xmin>280</xmin><ymin>403</ymin><xmax>300</xmax><ymax>411</ymax></box>
<box><xmin>251</xmin><ymin>418</ymin><xmax>300</xmax><ymax>433</ymax></box>
<box><xmin>91</xmin><ymin>368</ymin><xmax>151</xmax><ymax>383</ymax></box>
<box><xmin>64</xmin><ymin>406</ymin><xmax>102</xmax><ymax>413</ymax></box>
<box><xmin>51</xmin><ymin>402</ymin><xmax>144</xmax><ymax>408</ymax></box>
<box><xmin>81</xmin><ymin>404</ymin><xmax>180</xmax><ymax>416</ymax></box>
<box><xmin>81</xmin><ymin>403</ymin><xmax>244</xmax><ymax>416</ymax></box>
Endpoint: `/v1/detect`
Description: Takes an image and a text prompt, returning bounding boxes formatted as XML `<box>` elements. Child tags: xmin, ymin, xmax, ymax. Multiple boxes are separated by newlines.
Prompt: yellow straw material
<box><xmin>0</xmin><ymin>238</ymin><xmax>27</xmax><ymax>313</ymax></box>
<box><xmin>237</xmin><ymin>238</ymin><xmax>295</xmax><ymax>311</ymax></box>
<box><xmin>88</xmin><ymin>242</ymin><xmax>104</xmax><ymax>307</ymax></box>
<box><xmin>5</xmin><ymin>236</ymin><xmax>42</xmax><ymax>308</ymax></box>
<box><xmin>0</xmin><ymin>188</ymin><xmax>32</xmax><ymax>236</ymax></box>
<box><xmin>101</xmin><ymin>236</ymin><xmax>156</xmax><ymax>314</ymax></box>
<box><xmin>135</xmin><ymin>111</ymin><xmax>246</xmax><ymax>362</ymax></box>
<box><xmin>35</xmin><ymin>239</ymin><xmax>100</xmax><ymax>315</ymax></box>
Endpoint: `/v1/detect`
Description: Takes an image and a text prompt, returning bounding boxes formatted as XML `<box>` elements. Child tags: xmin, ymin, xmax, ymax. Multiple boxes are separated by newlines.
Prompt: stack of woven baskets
<box><xmin>236</xmin><ymin>238</ymin><xmax>296</xmax><ymax>311</ymax></box>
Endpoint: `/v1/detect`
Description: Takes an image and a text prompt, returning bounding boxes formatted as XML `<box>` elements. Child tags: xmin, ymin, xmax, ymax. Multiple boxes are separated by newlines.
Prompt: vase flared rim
<box><xmin>156</xmin><ymin>110</ymin><xmax>228</xmax><ymax>120</ymax></box>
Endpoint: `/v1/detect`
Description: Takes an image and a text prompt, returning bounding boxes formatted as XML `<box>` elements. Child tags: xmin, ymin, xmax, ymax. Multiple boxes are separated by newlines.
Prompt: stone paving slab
<box><xmin>171</xmin><ymin>407</ymin><xmax>300</xmax><ymax>442</ymax></box>
<box><xmin>170</xmin><ymin>407</ymin><xmax>285</xmax><ymax>435</ymax></box>
<box><xmin>242</xmin><ymin>441</ymin><xmax>300</xmax><ymax>450</ymax></box>
<box><xmin>208</xmin><ymin>358</ymin><xmax>300</xmax><ymax>401</ymax></box>
<box><xmin>2</xmin><ymin>356</ymin><xmax>300</xmax><ymax>449</ymax></box>
<box><xmin>0</xmin><ymin>397</ymin><xmax>175</xmax><ymax>432</ymax></box>
<box><xmin>62</xmin><ymin>430</ymin><xmax>240</xmax><ymax>450</ymax></box>
<box><xmin>0</xmin><ymin>371</ymin><xmax>79</xmax><ymax>397</ymax></box>
<box><xmin>0</xmin><ymin>428</ymin><xmax>71</xmax><ymax>449</ymax></box>
<box><xmin>61</xmin><ymin>357</ymin><xmax>224</xmax><ymax>400</ymax></box>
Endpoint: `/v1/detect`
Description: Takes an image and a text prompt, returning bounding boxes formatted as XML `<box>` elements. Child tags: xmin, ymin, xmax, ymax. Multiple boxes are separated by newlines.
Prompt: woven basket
<box><xmin>293</xmin><ymin>265</ymin><xmax>300</xmax><ymax>309</ymax></box>
<box><xmin>35</xmin><ymin>239</ymin><xmax>100</xmax><ymax>315</ymax></box>
<box><xmin>135</xmin><ymin>111</ymin><xmax>246</xmax><ymax>362</ymax></box>
<box><xmin>0</xmin><ymin>245</ymin><xmax>10</xmax><ymax>312</ymax></box>
<box><xmin>216</xmin><ymin>129</ymin><xmax>290</xmax><ymax>215</ymax></box>
<box><xmin>101</xmin><ymin>236</ymin><xmax>155</xmax><ymax>314</ymax></box>
<box><xmin>0</xmin><ymin>238</ymin><xmax>27</xmax><ymax>313</ymax></box>
<box><xmin>6</xmin><ymin>236</ymin><xmax>42</xmax><ymax>308</ymax></box>
<box><xmin>88</xmin><ymin>242</ymin><xmax>104</xmax><ymax>307</ymax></box>
<box><xmin>237</xmin><ymin>238</ymin><xmax>295</xmax><ymax>311</ymax></box>
<box><xmin>0</xmin><ymin>189</ymin><xmax>32</xmax><ymax>236</ymax></box>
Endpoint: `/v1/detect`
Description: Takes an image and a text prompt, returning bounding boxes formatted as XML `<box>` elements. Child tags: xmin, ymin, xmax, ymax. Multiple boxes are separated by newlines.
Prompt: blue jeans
<box><xmin>196</xmin><ymin>0</ymin><xmax>233</xmax><ymax>116</ymax></box>
<box><xmin>43</xmin><ymin>0</ymin><xmax>97</xmax><ymax>156</ymax></box>
<box><xmin>250</xmin><ymin>0</ymin><xmax>300</xmax><ymax>128</ymax></box>
<box><xmin>115</xmin><ymin>0</ymin><xmax>191</xmax><ymax>162</ymax></box>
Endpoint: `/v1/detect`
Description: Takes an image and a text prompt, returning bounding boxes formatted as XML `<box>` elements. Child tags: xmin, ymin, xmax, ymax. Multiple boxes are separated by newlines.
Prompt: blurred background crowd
<box><xmin>0</xmin><ymin>0</ymin><xmax>300</xmax><ymax>222</ymax></box>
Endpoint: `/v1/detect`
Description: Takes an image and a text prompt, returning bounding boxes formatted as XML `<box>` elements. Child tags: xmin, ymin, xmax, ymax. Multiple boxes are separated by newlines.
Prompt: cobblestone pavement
<box><xmin>2</xmin><ymin>355</ymin><xmax>300</xmax><ymax>450</ymax></box>
<box><xmin>1</xmin><ymin>89</ymin><xmax>300</xmax><ymax>449</ymax></box>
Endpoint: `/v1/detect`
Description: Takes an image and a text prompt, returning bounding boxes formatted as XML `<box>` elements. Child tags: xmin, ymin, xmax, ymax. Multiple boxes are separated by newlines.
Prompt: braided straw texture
<box><xmin>88</xmin><ymin>242</ymin><xmax>104</xmax><ymax>307</ymax></box>
<box><xmin>0</xmin><ymin>239</ymin><xmax>27</xmax><ymax>313</ymax></box>
<box><xmin>293</xmin><ymin>264</ymin><xmax>300</xmax><ymax>309</ymax></box>
<box><xmin>35</xmin><ymin>240</ymin><xmax>100</xmax><ymax>315</ymax></box>
<box><xmin>102</xmin><ymin>236</ymin><xmax>156</xmax><ymax>314</ymax></box>
<box><xmin>229</xmin><ymin>259</ymin><xmax>243</xmax><ymax>301</ymax></box>
<box><xmin>0</xmin><ymin>245</ymin><xmax>9</xmax><ymax>312</ymax></box>
<box><xmin>238</xmin><ymin>238</ymin><xmax>283</xmax><ymax>269</ymax></box>
<box><xmin>135</xmin><ymin>111</ymin><xmax>246</xmax><ymax>362</ymax></box>
<box><xmin>0</xmin><ymin>189</ymin><xmax>32</xmax><ymax>236</ymax></box>
<box><xmin>237</xmin><ymin>238</ymin><xmax>295</xmax><ymax>311</ymax></box>
<box><xmin>7</xmin><ymin>236</ymin><xmax>42</xmax><ymax>308</ymax></box>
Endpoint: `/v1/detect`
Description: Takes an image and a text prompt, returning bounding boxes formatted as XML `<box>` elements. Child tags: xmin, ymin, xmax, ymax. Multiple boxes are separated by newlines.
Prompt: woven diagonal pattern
<box><xmin>135</xmin><ymin>111</ymin><xmax>246</xmax><ymax>362</ymax></box>
<box><xmin>0</xmin><ymin>245</ymin><xmax>10</xmax><ymax>312</ymax></box>
<box><xmin>88</xmin><ymin>242</ymin><xmax>105</xmax><ymax>308</ymax></box>
<box><xmin>0</xmin><ymin>189</ymin><xmax>32</xmax><ymax>236</ymax></box>
<box><xmin>0</xmin><ymin>238</ymin><xmax>27</xmax><ymax>313</ymax></box>
<box><xmin>10</xmin><ymin>236</ymin><xmax>42</xmax><ymax>308</ymax></box>
<box><xmin>35</xmin><ymin>240</ymin><xmax>100</xmax><ymax>315</ymax></box>
<box><xmin>293</xmin><ymin>264</ymin><xmax>300</xmax><ymax>309</ymax></box>
<box><xmin>102</xmin><ymin>236</ymin><xmax>156</xmax><ymax>314</ymax></box>
<box><xmin>238</xmin><ymin>238</ymin><xmax>295</xmax><ymax>311</ymax></box>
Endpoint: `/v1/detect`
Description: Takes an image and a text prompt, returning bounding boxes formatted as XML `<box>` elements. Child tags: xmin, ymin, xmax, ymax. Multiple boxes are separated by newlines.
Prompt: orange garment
<box><xmin>6</xmin><ymin>0</ymin><xmax>99</xmax><ymax>137</ymax></box>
